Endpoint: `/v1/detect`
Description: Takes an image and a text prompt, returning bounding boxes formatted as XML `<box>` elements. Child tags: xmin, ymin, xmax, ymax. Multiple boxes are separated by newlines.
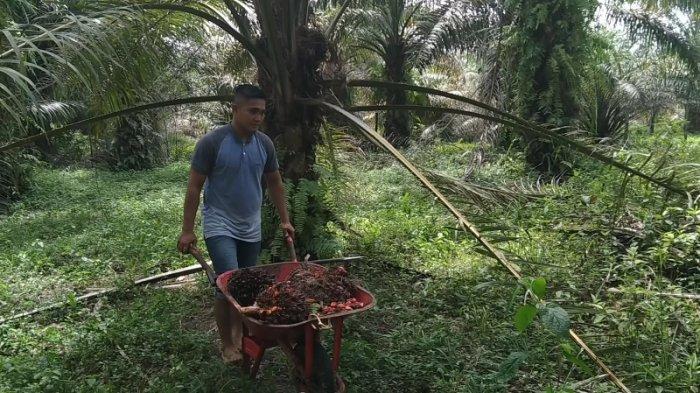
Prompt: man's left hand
<box><xmin>281</xmin><ymin>221</ymin><xmax>295</xmax><ymax>241</ymax></box>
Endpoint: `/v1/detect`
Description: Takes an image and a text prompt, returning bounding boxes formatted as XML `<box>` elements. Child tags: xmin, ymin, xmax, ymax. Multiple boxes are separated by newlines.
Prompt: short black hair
<box><xmin>233</xmin><ymin>84</ymin><xmax>266</xmax><ymax>103</ymax></box>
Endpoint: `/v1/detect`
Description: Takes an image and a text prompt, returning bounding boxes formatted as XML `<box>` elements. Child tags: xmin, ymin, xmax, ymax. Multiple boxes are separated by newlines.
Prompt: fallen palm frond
<box><xmin>319</xmin><ymin>100</ymin><xmax>632</xmax><ymax>393</ymax></box>
<box><xmin>422</xmin><ymin>168</ymin><xmax>547</xmax><ymax>210</ymax></box>
<box><xmin>0</xmin><ymin>263</ymin><xmax>208</xmax><ymax>325</ymax></box>
<box><xmin>347</xmin><ymin>98</ymin><xmax>690</xmax><ymax>196</ymax></box>
<box><xmin>0</xmin><ymin>255</ymin><xmax>364</xmax><ymax>325</ymax></box>
<box><xmin>320</xmin><ymin>100</ymin><xmax>523</xmax><ymax>277</ymax></box>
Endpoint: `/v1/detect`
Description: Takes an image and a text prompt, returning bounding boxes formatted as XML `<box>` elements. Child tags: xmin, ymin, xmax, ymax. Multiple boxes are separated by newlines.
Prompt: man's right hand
<box><xmin>178</xmin><ymin>231</ymin><xmax>197</xmax><ymax>253</ymax></box>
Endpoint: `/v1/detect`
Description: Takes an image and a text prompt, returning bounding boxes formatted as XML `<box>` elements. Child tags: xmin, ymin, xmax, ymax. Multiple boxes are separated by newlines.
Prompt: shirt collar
<box><xmin>229</xmin><ymin>124</ymin><xmax>255</xmax><ymax>144</ymax></box>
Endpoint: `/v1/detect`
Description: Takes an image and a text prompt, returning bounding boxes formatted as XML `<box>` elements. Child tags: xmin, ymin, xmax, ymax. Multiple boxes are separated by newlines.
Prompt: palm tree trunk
<box><xmin>251</xmin><ymin>2</ymin><xmax>339</xmax><ymax>259</ymax></box>
<box><xmin>384</xmin><ymin>89</ymin><xmax>410</xmax><ymax>147</ymax></box>
<box><xmin>648</xmin><ymin>110</ymin><xmax>658</xmax><ymax>134</ymax></box>
<box><xmin>383</xmin><ymin>50</ymin><xmax>411</xmax><ymax>147</ymax></box>
<box><xmin>254</xmin><ymin>8</ymin><xmax>327</xmax><ymax>181</ymax></box>
<box><xmin>262</xmin><ymin>105</ymin><xmax>322</xmax><ymax>181</ymax></box>
<box><xmin>685</xmin><ymin>102</ymin><xmax>700</xmax><ymax>135</ymax></box>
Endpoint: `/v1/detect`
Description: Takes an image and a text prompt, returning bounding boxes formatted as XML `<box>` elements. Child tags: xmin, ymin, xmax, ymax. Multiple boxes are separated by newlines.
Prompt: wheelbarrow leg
<box><xmin>242</xmin><ymin>336</ymin><xmax>267</xmax><ymax>378</ymax></box>
<box><xmin>304</xmin><ymin>324</ymin><xmax>315</xmax><ymax>380</ymax></box>
<box><xmin>250</xmin><ymin>351</ymin><xmax>264</xmax><ymax>378</ymax></box>
<box><xmin>277</xmin><ymin>338</ymin><xmax>310</xmax><ymax>392</ymax></box>
<box><xmin>240</xmin><ymin>324</ymin><xmax>251</xmax><ymax>376</ymax></box>
<box><xmin>331</xmin><ymin>317</ymin><xmax>344</xmax><ymax>372</ymax></box>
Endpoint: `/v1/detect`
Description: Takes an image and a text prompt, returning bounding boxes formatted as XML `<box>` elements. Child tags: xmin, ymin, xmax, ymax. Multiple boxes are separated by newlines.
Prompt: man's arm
<box><xmin>178</xmin><ymin>169</ymin><xmax>207</xmax><ymax>253</ymax></box>
<box><xmin>264</xmin><ymin>170</ymin><xmax>295</xmax><ymax>240</ymax></box>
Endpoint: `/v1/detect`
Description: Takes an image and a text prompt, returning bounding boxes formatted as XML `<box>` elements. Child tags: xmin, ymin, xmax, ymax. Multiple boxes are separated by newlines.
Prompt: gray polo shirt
<box><xmin>191</xmin><ymin>124</ymin><xmax>278</xmax><ymax>242</ymax></box>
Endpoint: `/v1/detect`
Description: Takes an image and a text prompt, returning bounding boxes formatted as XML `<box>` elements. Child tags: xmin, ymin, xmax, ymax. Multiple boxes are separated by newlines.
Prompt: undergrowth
<box><xmin>1</xmin><ymin>122</ymin><xmax>698</xmax><ymax>392</ymax></box>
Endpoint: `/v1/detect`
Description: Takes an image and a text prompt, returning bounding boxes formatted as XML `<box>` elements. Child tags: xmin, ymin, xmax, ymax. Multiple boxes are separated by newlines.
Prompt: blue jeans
<box><xmin>205</xmin><ymin>235</ymin><xmax>261</xmax><ymax>298</ymax></box>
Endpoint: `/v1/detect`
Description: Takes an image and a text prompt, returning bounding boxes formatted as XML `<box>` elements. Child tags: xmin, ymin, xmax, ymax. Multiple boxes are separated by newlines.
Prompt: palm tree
<box><xmin>0</xmin><ymin>0</ymin><xmax>187</xmax><ymax>150</ymax></box>
<box><xmin>1</xmin><ymin>1</ymin><xmax>693</xmax><ymax>194</ymax></box>
<box><xmin>343</xmin><ymin>0</ymin><xmax>469</xmax><ymax>146</ymax></box>
<box><xmin>458</xmin><ymin>0</ymin><xmax>699</xmax><ymax>171</ymax></box>
<box><xmin>578</xmin><ymin>46</ymin><xmax>680</xmax><ymax>140</ymax></box>
<box><xmin>682</xmin><ymin>18</ymin><xmax>699</xmax><ymax>134</ymax></box>
<box><xmin>504</xmin><ymin>0</ymin><xmax>597</xmax><ymax>173</ymax></box>
<box><xmin>609</xmin><ymin>0</ymin><xmax>700</xmax><ymax>134</ymax></box>
<box><xmin>0</xmin><ymin>4</ymin><xmax>694</xmax><ymax>387</ymax></box>
<box><xmin>0</xmin><ymin>0</ymin><xmax>692</xmax><ymax>207</ymax></box>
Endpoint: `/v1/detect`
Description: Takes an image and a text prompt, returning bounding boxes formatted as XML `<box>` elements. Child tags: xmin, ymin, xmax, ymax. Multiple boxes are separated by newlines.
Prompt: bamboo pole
<box><xmin>0</xmin><ymin>288</ymin><xmax>117</xmax><ymax>325</ymax></box>
<box><xmin>0</xmin><ymin>263</ymin><xmax>206</xmax><ymax>325</ymax></box>
<box><xmin>607</xmin><ymin>287</ymin><xmax>700</xmax><ymax>300</ymax></box>
<box><xmin>569</xmin><ymin>331</ymin><xmax>632</xmax><ymax>393</ymax></box>
<box><xmin>319</xmin><ymin>101</ymin><xmax>633</xmax><ymax>393</ymax></box>
<box><xmin>0</xmin><ymin>256</ymin><xmax>365</xmax><ymax>325</ymax></box>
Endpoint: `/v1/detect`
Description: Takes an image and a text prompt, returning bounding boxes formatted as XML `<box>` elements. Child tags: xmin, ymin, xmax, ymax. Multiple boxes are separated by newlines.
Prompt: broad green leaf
<box><xmin>560</xmin><ymin>342</ymin><xmax>594</xmax><ymax>376</ymax></box>
<box><xmin>519</xmin><ymin>276</ymin><xmax>533</xmax><ymax>288</ymax></box>
<box><xmin>531</xmin><ymin>277</ymin><xmax>546</xmax><ymax>298</ymax></box>
<box><xmin>494</xmin><ymin>351</ymin><xmax>528</xmax><ymax>383</ymax></box>
<box><xmin>515</xmin><ymin>304</ymin><xmax>537</xmax><ymax>332</ymax></box>
<box><xmin>540</xmin><ymin>304</ymin><xmax>570</xmax><ymax>337</ymax></box>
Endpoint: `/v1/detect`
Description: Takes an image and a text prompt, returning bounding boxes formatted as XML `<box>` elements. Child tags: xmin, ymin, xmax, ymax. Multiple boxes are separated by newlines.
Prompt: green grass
<box><xmin>1</xmin><ymin>125</ymin><xmax>698</xmax><ymax>392</ymax></box>
<box><xmin>1</xmin><ymin>285</ymin><xmax>286</xmax><ymax>392</ymax></box>
<box><xmin>0</xmin><ymin>163</ymin><xmax>195</xmax><ymax>316</ymax></box>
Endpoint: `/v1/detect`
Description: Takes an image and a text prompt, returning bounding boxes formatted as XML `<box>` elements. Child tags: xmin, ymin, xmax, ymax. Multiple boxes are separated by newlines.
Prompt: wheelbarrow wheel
<box><xmin>292</xmin><ymin>340</ymin><xmax>336</xmax><ymax>393</ymax></box>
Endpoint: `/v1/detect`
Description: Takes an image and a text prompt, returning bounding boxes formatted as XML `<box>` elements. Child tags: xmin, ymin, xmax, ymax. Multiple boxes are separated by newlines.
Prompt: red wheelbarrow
<box><xmin>190</xmin><ymin>245</ymin><xmax>375</xmax><ymax>392</ymax></box>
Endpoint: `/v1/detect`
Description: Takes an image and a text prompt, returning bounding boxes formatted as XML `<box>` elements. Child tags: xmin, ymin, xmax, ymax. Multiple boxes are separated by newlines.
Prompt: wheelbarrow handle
<box><xmin>188</xmin><ymin>245</ymin><xmax>217</xmax><ymax>286</ymax></box>
<box><xmin>286</xmin><ymin>235</ymin><xmax>297</xmax><ymax>262</ymax></box>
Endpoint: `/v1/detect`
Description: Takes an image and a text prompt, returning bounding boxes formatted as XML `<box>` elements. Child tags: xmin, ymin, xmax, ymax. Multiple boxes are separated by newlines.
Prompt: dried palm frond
<box><xmin>422</xmin><ymin>168</ymin><xmax>547</xmax><ymax>210</ymax></box>
<box><xmin>346</xmin><ymin>80</ymin><xmax>692</xmax><ymax>196</ymax></box>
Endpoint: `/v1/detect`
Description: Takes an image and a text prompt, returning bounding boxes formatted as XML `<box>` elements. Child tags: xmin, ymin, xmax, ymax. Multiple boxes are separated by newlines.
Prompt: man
<box><xmin>177</xmin><ymin>84</ymin><xmax>294</xmax><ymax>362</ymax></box>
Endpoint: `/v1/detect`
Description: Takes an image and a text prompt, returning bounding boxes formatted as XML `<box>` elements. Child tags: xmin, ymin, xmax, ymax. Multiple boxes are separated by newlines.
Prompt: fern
<box><xmin>260</xmin><ymin>178</ymin><xmax>342</xmax><ymax>262</ymax></box>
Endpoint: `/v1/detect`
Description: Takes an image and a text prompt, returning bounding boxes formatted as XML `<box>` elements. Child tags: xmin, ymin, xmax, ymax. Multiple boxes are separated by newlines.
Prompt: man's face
<box><xmin>232</xmin><ymin>98</ymin><xmax>266</xmax><ymax>132</ymax></box>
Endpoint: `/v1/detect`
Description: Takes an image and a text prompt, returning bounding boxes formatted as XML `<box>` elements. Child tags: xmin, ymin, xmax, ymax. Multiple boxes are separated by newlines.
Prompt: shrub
<box><xmin>111</xmin><ymin>113</ymin><xmax>166</xmax><ymax>171</ymax></box>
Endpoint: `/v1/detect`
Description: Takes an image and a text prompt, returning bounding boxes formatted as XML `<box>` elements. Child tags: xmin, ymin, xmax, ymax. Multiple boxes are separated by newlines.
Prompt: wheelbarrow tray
<box><xmin>216</xmin><ymin>261</ymin><xmax>375</xmax><ymax>343</ymax></box>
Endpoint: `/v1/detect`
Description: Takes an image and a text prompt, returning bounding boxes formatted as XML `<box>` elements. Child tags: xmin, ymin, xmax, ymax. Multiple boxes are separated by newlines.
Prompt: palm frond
<box><xmin>137</xmin><ymin>3</ymin><xmax>264</xmax><ymax>68</ymax></box>
<box><xmin>423</xmin><ymin>168</ymin><xmax>547</xmax><ymax>210</ymax></box>
<box><xmin>222</xmin><ymin>0</ymin><xmax>257</xmax><ymax>38</ymax></box>
<box><xmin>29</xmin><ymin>99</ymin><xmax>84</xmax><ymax>124</ymax></box>
<box><xmin>634</xmin><ymin>0</ymin><xmax>699</xmax><ymax>14</ymax></box>
<box><xmin>410</xmin><ymin>4</ymin><xmax>478</xmax><ymax>70</ymax></box>
<box><xmin>0</xmin><ymin>18</ymin><xmax>81</xmax><ymax>59</ymax></box>
<box><xmin>578</xmin><ymin>70</ymin><xmax>637</xmax><ymax>140</ymax></box>
<box><xmin>319</xmin><ymin>100</ymin><xmax>634</xmax><ymax>393</ymax></box>
<box><xmin>0</xmin><ymin>95</ymin><xmax>235</xmax><ymax>153</ymax></box>
<box><xmin>609</xmin><ymin>5</ymin><xmax>699</xmax><ymax>75</ymax></box>
<box><xmin>325</xmin><ymin>0</ymin><xmax>354</xmax><ymax>39</ymax></box>
<box><xmin>0</xmin><ymin>0</ymin><xmax>36</xmax><ymax>25</ymax></box>
<box><xmin>347</xmin><ymin>98</ymin><xmax>690</xmax><ymax>195</ymax></box>
<box><xmin>320</xmin><ymin>100</ymin><xmax>523</xmax><ymax>277</ymax></box>
<box><xmin>0</xmin><ymin>6</ymin><xmax>164</xmax><ymax>126</ymax></box>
